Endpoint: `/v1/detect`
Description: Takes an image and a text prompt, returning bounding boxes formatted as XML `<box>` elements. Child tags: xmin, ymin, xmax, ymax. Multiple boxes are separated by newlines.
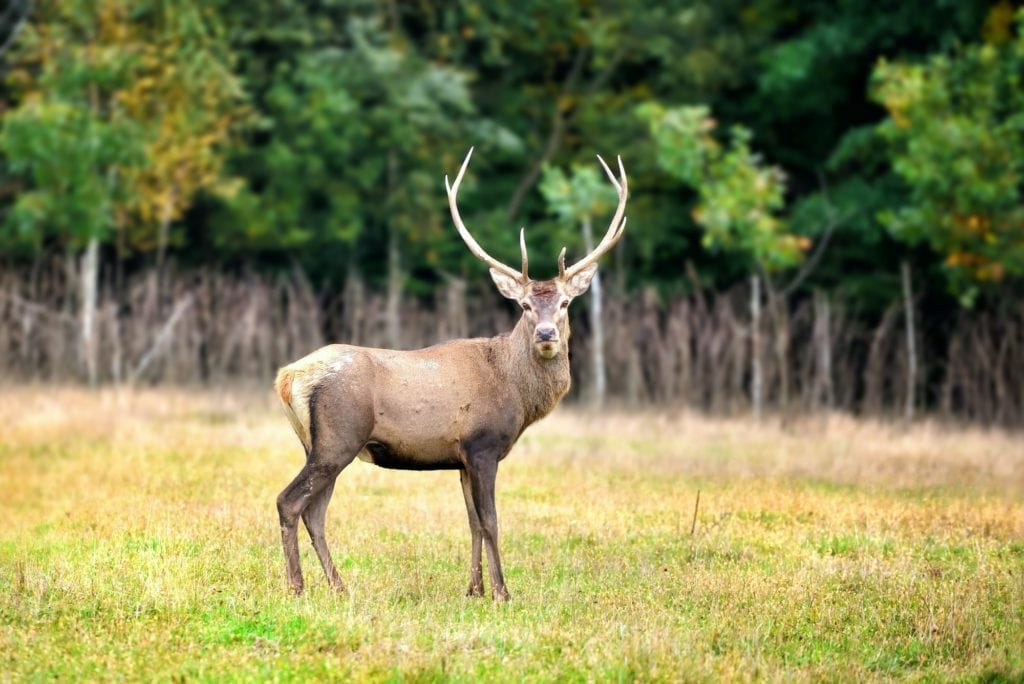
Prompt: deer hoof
<box><xmin>492</xmin><ymin>587</ymin><xmax>511</xmax><ymax>602</ymax></box>
<box><xmin>466</xmin><ymin>583</ymin><xmax>485</xmax><ymax>597</ymax></box>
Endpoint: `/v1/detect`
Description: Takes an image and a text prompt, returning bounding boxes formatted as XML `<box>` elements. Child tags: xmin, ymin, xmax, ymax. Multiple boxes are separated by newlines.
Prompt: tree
<box><xmin>112</xmin><ymin>1</ymin><xmax>246</xmax><ymax>274</ymax></box>
<box><xmin>2</xmin><ymin>0</ymin><xmax>246</xmax><ymax>381</ymax></box>
<box><xmin>212</xmin><ymin>4</ymin><xmax>511</xmax><ymax>344</ymax></box>
<box><xmin>872</xmin><ymin>7</ymin><xmax>1024</xmax><ymax>305</ymax></box>
<box><xmin>638</xmin><ymin>102</ymin><xmax>812</xmax><ymax>417</ymax></box>
<box><xmin>1</xmin><ymin>1</ymin><xmax>148</xmax><ymax>383</ymax></box>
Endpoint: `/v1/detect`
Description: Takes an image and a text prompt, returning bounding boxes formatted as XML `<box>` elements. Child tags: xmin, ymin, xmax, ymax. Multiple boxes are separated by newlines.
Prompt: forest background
<box><xmin>1</xmin><ymin>0</ymin><xmax>1023</xmax><ymax>425</ymax></box>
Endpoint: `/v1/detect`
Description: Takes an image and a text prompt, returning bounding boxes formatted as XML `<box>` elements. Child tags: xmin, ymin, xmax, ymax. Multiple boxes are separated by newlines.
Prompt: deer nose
<box><xmin>535</xmin><ymin>325</ymin><xmax>557</xmax><ymax>342</ymax></box>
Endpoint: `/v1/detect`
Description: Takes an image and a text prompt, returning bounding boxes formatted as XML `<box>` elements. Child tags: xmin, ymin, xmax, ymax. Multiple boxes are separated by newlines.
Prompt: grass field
<box><xmin>1</xmin><ymin>387</ymin><xmax>1022</xmax><ymax>681</ymax></box>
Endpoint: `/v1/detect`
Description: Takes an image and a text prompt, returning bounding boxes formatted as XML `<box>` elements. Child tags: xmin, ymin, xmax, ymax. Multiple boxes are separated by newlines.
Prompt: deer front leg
<box><xmin>459</xmin><ymin>468</ymin><xmax>485</xmax><ymax>597</ymax></box>
<box><xmin>466</xmin><ymin>455</ymin><xmax>510</xmax><ymax>602</ymax></box>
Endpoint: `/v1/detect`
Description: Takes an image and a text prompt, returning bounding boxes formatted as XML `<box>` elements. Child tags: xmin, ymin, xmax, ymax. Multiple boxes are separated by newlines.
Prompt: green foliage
<box><xmin>539</xmin><ymin>160</ymin><xmax>624</xmax><ymax>238</ymax></box>
<box><xmin>873</xmin><ymin>9</ymin><xmax>1024</xmax><ymax>301</ymax></box>
<box><xmin>0</xmin><ymin>1</ymin><xmax>146</xmax><ymax>250</ymax></box>
<box><xmin>637</xmin><ymin>103</ymin><xmax>804</xmax><ymax>273</ymax></box>
<box><xmin>209</xmin><ymin>4</ymin><xmax>519</xmax><ymax>288</ymax></box>
<box><xmin>0</xmin><ymin>0</ymin><xmax>1012</xmax><ymax>311</ymax></box>
<box><xmin>1</xmin><ymin>100</ymin><xmax>142</xmax><ymax>250</ymax></box>
<box><xmin>0</xmin><ymin>0</ymin><xmax>244</xmax><ymax>255</ymax></box>
<box><xmin>115</xmin><ymin>1</ymin><xmax>247</xmax><ymax>253</ymax></box>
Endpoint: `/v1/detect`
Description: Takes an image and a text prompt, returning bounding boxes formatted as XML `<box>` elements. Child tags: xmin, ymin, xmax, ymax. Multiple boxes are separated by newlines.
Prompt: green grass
<box><xmin>1</xmin><ymin>388</ymin><xmax>1022</xmax><ymax>681</ymax></box>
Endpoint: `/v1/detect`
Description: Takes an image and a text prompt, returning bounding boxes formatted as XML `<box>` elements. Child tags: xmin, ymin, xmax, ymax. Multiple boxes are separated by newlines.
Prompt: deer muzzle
<box><xmin>534</xmin><ymin>324</ymin><xmax>560</xmax><ymax>359</ymax></box>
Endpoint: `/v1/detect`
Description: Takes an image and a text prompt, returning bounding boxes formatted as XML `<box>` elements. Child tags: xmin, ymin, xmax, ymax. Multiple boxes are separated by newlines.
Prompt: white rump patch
<box><xmin>290</xmin><ymin>377</ymin><xmax>314</xmax><ymax>450</ymax></box>
<box><xmin>281</xmin><ymin>346</ymin><xmax>357</xmax><ymax>452</ymax></box>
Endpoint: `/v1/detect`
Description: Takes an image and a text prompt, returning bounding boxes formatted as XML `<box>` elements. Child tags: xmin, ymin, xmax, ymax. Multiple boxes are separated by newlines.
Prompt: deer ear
<box><xmin>562</xmin><ymin>263</ymin><xmax>599</xmax><ymax>297</ymax></box>
<box><xmin>489</xmin><ymin>268</ymin><xmax>526</xmax><ymax>300</ymax></box>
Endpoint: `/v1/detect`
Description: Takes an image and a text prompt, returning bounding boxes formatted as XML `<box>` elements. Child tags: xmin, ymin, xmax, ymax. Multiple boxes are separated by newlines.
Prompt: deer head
<box><xmin>445</xmin><ymin>148</ymin><xmax>628</xmax><ymax>361</ymax></box>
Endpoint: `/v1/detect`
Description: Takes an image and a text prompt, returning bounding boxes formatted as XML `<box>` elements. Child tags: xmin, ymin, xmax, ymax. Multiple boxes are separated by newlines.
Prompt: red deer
<box><xmin>274</xmin><ymin>149</ymin><xmax>627</xmax><ymax>600</ymax></box>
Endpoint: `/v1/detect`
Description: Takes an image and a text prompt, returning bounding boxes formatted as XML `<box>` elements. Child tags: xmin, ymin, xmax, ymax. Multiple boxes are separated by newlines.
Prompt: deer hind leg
<box><xmin>459</xmin><ymin>468</ymin><xmax>485</xmax><ymax>597</ymax></box>
<box><xmin>277</xmin><ymin>462</ymin><xmax>341</xmax><ymax>595</ymax></box>
<box><xmin>277</xmin><ymin>381</ymin><xmax>370</xmax><ymax>595</ymax></box>
<box><xmin>278</xmin><ymin>450</ymin><xmax>360</xmax><ymax>595</ymax></box>
<box><xmin>277</xmin><ymin>467</ymin><xmax>310</xmax><ymax>595</ymax></box>
<box><xmin>302</xmin><ymin>478</ymin><xmax>345</xmax><ymax>592</ymax></box>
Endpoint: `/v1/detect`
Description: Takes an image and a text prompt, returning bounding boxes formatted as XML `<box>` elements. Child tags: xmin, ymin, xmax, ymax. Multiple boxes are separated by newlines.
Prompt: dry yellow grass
<box><xmin>1</xmin><ymin>386</ymin><xmax>1022</xmax><ymax>680</ymax></box>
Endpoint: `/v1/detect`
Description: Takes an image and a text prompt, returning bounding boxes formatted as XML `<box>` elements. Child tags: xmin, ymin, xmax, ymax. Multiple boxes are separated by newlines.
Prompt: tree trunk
<box><xmin>80</xmin><ymin>237</ymin><xmax>100</xmax><ymax>386</ymax></box>
<box><xmin>750</xmin><ymin>273</ymin><xmax>763</xmax><ymax>420</ymax></box>
<box><xmin>343</xmin><ymin>266</ymin><xmax>365</xmax><ymax>346</ymax></box>
<box><xmin>440</xmin><ymin>275</ymin><xmax>468</xmax><ymax>341</ymax></box>
<box><xmin>763</xmin><ymin>275</ymin><xmax>790</xmax><ymax>418</ymax></box>
<box><xmin>108</xmin><ymin>299</ymin><xmax>122</xmax><ymax>384</ymax></box>
<box><xmin>63</xmin><ymin>247</ymin><xmax>76</xmax><ymax>316</ymax></box>
<box><xmin>863</xmin><ymin>302</ymin><xmax>900</xmax><ymax>416</ymax></box>
<box><xmin>385</xmin><ymin>151</ymin><xmax>403</xmax><ymax>349</ymax></box>
<box><xmin>581</xmin><ymin>216</ymin><xmax>606</xmax><ymax>407</ymax></box>
<box><xmin>813</xmin><ymin>289</ymin><xmax>833</xmax><ymax>412</ymax></box>
<box><xmin>156</xmin><ymin>188</ymin><xmax>175</xmax><ymax>303</ymax></box>
<box><xmin>385</xmin><ymin>227</ymin><xmax>403</xmax><ymax>350</ymax></box>
<box><xmin>901</xmin><ymin>260</ymin><xmax>917</xmax><ymax>423</ymax></box>
<box><xmin>625</xmin><ymin>346</ymin><xmax>641</xmax><ymax>407</ymax></box>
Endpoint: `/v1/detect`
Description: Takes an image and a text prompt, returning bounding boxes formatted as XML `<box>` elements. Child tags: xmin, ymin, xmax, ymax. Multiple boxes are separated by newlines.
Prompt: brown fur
<box><xmin>272</xmin><ymin>276</ymin><xmax>588</xmax><ymax>601</ymax></box>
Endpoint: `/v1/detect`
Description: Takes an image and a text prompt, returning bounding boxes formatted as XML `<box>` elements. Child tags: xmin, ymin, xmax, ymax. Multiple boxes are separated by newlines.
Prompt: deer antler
<box><xmin>446</xmin><ymin>148</ymin><xmax>529</xmax><ymax>283</ymax></box>
<box><xmin>559</xmin><ymin>155</ymin><xmax>628</xmax><ymax>280</ymax></box>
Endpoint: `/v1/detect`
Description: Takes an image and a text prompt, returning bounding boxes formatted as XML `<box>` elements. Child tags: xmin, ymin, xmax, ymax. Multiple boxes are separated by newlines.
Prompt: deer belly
<box><xmin>359</xmin><ymin>440</ymin><xmax>462</xmax><ymax>471</ymax></box>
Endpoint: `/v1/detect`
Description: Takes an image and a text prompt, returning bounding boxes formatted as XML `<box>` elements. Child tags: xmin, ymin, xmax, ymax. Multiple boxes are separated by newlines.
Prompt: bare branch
<box><xmin>130</xmin><ymin>293</ymin><xmax>195</xmax><ymax>383</ymax></box>
<box><xmin>782</xmin><ymin>170</ymin><xmax>847</xmax><ymax>298</ymax></box>
<box><xmin>504</xmin><ymin>46</ymin><xmax>625</xmax><ymax>221</ymax></box>
<box><xmin>0</xmin><ymin>290</ymin><xmax>75</xmax><ymax>324</ymax></box>
<box><xmin>504</xmin><ymin>47</ymin><xmax>588</xmax><ymax>220</ymax></box>
<box><xmin>0</xmin><ymin>0</ymin><xmax>33</xmax><ymax>61</ymax></box>
<box><xmin>782</xmin><ymin>225</ymin><xmax>836</xmax><ymax>299</ymax></box>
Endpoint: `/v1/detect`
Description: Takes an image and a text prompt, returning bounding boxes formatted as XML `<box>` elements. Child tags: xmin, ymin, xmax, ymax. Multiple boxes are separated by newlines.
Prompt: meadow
<box><xmin>1</xmin><ymin>387</ymin><xmax>1022</xmax><ymax>681</ymax></box>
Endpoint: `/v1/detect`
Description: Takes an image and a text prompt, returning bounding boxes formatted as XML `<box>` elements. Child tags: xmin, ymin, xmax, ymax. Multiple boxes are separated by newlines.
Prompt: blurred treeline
<box><xmin>1</xmin><ymin>0</ymin><xmax>1023</xmax><ymax>424</ymax></box>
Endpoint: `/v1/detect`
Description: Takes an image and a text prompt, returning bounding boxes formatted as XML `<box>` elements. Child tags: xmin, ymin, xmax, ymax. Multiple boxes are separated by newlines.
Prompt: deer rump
<box><xmin>275</xmin><ymin>341</ymin><xmax>522</xmax><ymax>472</ymax></box>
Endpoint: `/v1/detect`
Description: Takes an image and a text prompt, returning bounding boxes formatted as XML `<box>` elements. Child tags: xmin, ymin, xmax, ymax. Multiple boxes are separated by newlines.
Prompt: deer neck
<box><xmin>497</xmin><ymin>317</ymin><xmax>572</xmax><ymax>426</ymax></box>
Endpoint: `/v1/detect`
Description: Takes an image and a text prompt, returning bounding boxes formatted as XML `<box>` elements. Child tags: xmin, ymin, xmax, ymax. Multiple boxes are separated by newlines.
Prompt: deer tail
<box><xmin>274</xmin><ymin>367</ymin><xmax>312</xmax><ymax>454</ymax></box>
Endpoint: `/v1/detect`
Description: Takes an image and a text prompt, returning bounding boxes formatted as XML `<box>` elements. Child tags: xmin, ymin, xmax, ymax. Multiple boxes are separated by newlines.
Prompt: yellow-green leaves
<box><xmin>1</xmin><ymin>0</ymin><xmax>245</xmax><ymax>254</ymax></box>
<box><xmin>637</xmin><ymin>102</ymin><xmax>804</xmax><ymax>273</ymax></box>
<box><xmin>540</xmin><ymin>163</ymin><xmax>616</xmax><ymax>225</ymax></box>
<box><xmin>872</xmin><ymin>9</ymin><xmax>1024</xmax><ymax>300</ymax></box>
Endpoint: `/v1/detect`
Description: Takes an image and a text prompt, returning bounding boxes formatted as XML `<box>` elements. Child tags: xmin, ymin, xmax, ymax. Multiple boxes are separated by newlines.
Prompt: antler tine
<box><xmin>597</xmin><ymin>154</ymin><xmax>621</xmax><ymax>193</ymax></box>
<box><xmin>562</xmin><ymin>154</ymin><xmax>628</xmax><ymax>280</ymax></box>
<box><xmin>445</xmin><ymin>148</ymin><xmax>527</xmax><ymax>282</ymax></box>
<box><xmin>519</xmin><ymin>228</ymin><xmax>529</xmax><ymax>281</ymax></box>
